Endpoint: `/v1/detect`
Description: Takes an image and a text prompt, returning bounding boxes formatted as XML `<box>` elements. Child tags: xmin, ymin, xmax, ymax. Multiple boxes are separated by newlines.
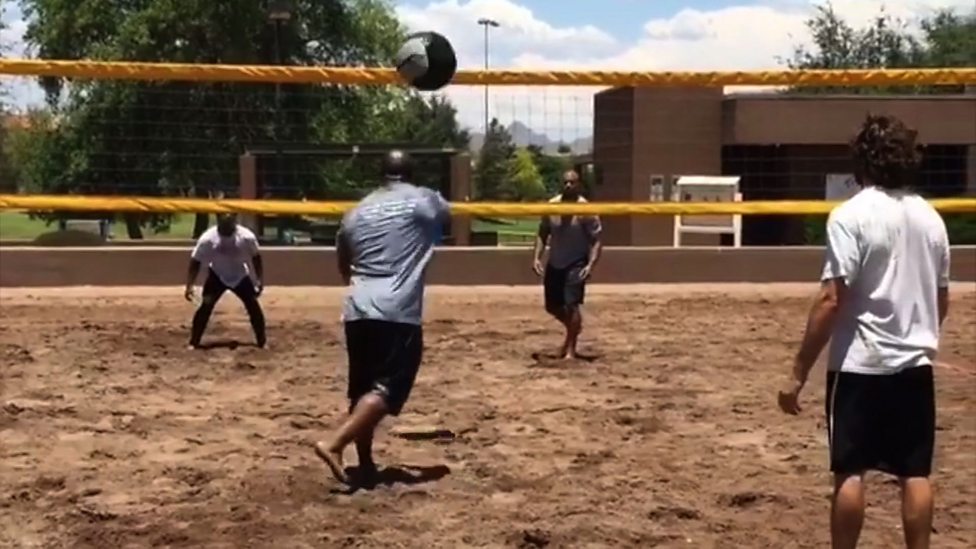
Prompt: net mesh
<box><xmin>1</xmin><ymin>70</ymin><xmax>973</xmax><ymax>244</ymax></box>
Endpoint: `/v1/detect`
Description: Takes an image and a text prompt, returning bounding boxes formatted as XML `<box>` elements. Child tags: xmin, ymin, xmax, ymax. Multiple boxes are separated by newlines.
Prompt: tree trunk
<box><xmin>193</xmin><ymin>213</ymin><xmax>210</xmax><ymax>238</ymax></box>
<box><xmin>192</xmin><ymin>188</ymin><xmax>210</xmax><ymax>238</ymax></box>
<box><xmin>124</xmin><ymin>214</ymin><xmax>143</xmax><ymax>239</ymax></box>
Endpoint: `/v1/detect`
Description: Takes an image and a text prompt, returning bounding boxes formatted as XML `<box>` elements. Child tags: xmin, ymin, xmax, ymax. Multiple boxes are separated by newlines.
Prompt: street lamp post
<box><xmin>268</xmin><ymin>0</ymin><xmax>292</xmax><ymax>242</ymax></box>
<box><xmin>476</xmin><ymin>18</ymin><xmax>500</xmax><ymax>135</ymax></box>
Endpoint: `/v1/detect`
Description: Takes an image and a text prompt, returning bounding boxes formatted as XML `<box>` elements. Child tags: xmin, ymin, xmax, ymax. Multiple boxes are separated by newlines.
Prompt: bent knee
<box><xmin>898</xmin><ymin>476</ymin><xmax>932</xmax><ymax>489</ymax></box>
<box><xmin>833</xmin><ymin>472</ymin><xmax>865</xmax><ymax>490</ymax></box>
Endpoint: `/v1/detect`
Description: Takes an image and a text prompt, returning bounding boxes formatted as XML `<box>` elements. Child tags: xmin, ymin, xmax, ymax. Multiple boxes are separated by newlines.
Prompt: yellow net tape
<box><xmin>2</xmin><ymin>59</ymin><xmax>974</xmax><ymax>87</ymax></box>
<box><xmin>1</xmin><ymin>195</ymin><xmax>974</xmax><ymax>216</ymax></box>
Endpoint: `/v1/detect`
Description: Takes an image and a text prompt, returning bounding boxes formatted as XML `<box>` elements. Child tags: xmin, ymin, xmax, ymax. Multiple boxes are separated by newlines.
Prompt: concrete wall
<box><xmin>592</xmin><ymin>88</ymin><xmax>635</xmax><ymax>246</ymax></box>
<box><xmin>2</xmin><ymin>246</ymin><xmax>973</xmax><ymax>287</ymax></box>
<box><xmin>724</xmin><ymin>95</ymin><xmax>976</xmax><ymax>145</ymax></box>
<box><xmin>630</xmin><ymin>87</ymin><xmax>725</xmax><ymax>247</ymax></box>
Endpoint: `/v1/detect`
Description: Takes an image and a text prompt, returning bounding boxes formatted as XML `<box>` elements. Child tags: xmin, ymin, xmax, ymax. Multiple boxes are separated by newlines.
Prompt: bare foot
<box><xmin>314</xmin><ymin>441</ymin><xmax>349</xmax><ymax>485</ymax></box>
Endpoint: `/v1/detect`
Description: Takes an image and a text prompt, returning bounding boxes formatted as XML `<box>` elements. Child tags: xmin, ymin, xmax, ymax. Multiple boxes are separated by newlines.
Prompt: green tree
<box><xmin>785</xmin><ymin>3</ymin><xmax>926</xmax><ymax>94</ymax></box>
<box><xmin>527</xmin><ymin>144</ymin><xmax>571</xmax><ymax>196</ymax></box>
<box><xmin>786</xmin><ymin>2</ymin><xmax>975</xmax><ymax>94</ymax></box>
<box><xmin>920</xmin><ymin>10</ymin><xmax>976</xmax><ymax>69</ymax></box>
<box><xmin>4</xmin><ymin>109</ymin><xmax>58</xmax><ymax>194</ymax></box>
<box><xmin>475</xmin><ymin>118</ymin><xmax>515</xmax><ymax>199</ymax></box>
<box><xmin>17</xmin><ymin>0</ymin><xmax>467</xmax><ymax>238</ymax></box>
<box><xmin>506</xmin><ymin>148</ymin><xmax>546</xmax><ymax>201</ymax></box>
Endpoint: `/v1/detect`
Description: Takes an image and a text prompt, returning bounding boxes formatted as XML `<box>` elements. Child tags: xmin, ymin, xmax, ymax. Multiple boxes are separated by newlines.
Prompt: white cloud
<box><xmin>2</xmin><ymin>1</ymin><xmax>46</xmax><ymax>108</ymax></box>
<box><xmin>1</xmin><ymin>1</ymin><xmax>28</xmax><ymax>58</ymax></box>
<box><xmin>396</xmin><ymin>0</ymin><xmax>619</xmax><ymax>69</ymax></box>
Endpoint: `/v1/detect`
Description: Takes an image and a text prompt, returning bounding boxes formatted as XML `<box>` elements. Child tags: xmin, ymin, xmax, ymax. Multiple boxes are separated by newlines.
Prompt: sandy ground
<box><xmin>1</xmin><ymin>284</ymin><xmax>974</xmax><ymax>549</ymax></box>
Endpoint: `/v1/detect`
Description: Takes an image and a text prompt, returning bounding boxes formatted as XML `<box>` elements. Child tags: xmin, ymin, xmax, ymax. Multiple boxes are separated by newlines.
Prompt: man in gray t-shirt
<box><xmin>532</xmin><ymin>170</ymin><xmax>602</xmax><ymax>360</ymax></box>
<box><xmin>315</xmin><ymin>150</ymin><xmax>450</xmax><ymax>486</ymax></box>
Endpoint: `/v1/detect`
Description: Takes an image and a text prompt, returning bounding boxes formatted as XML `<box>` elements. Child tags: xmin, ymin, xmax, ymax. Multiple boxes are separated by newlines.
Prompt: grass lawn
<box><xmin>1</xmin><ymin>212</ymin><xmax>541</xmax><ymax>242</ymax></box>
<box><xmin>0</xmin><ymin>212</ymin><xmax>197</xmax><ymax>241</ymax></box>
<box><xmin>471</xmin><ymin>216</ymin><xmax>538</xmax><ymax>234</ymax></box>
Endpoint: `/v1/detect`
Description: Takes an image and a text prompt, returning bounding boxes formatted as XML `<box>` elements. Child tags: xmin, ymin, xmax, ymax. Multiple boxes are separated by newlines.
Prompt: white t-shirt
<box><xmin>543</xmin><ymin>194</ymin><xmax>602</xmax><ymax>269</ymax></box>
<box><xmin>822</xmin><ymin>186</ymin><xmax>950</xmax><ymax>375</ymax></box>
<box><xmin>191</xmin><ymin>225</ymin><xmax>260</xmax><ymax>288</ymax></box>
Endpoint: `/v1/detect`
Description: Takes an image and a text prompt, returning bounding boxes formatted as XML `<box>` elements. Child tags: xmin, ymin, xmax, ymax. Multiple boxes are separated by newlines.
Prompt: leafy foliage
<box><xmin>474</xmin><ymin>117</ymin><xmax>515</xmax><ymax>200</ymax></box>
<box><xmin>14</xmin><ymin>0</ymin><xmax>468</xmax><ymax>237</ymax></box>
<box><xmin>527</xmin><ymin>144</ymin><xmax>572</xmax><ymax>196</ymax></box>
<box><xmin>506</xmin><ymin>148</ymin><xmax>546</xmax><ymax>201</ymax></box>
<box><xmin>786</xmin><ymin>2</ymin><xmax>976</xmax><ymax>94</ymax></box>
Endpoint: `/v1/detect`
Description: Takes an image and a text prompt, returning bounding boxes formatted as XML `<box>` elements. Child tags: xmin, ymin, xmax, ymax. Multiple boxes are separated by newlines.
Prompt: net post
<box><xmin>733</xmin><ymin>192</ymin><xmax>743</xmax><ymax>248</ymax></box>
<box><xmin>450</xmin><ymin>152</ymin><xmax>472</xmax><ymax>246</ymax></box>
<box><xmin>239</xmin><ymin>152</ymin><xmax>258</xmax><ymax>234</ymax></box>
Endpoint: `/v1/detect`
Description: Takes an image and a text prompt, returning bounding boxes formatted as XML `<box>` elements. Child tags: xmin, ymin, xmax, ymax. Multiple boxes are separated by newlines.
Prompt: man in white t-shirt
<box><xmin>184</xmin><ymin>214</ymin><xmax>266</xmax><ymax>349</ymax></box>
<box><xmin>778</xmin><ymin>114</ymin><xmax>950</xmax><ymax>549</ymax></box>
<box><xmin>531</xmin><ymin>170</ymin><xmax>602</xmax><ymax>360</ymax></box>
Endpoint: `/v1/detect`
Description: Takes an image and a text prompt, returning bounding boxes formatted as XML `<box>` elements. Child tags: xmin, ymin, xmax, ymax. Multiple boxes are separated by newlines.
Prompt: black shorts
<box><xmin>344</xmin><ymin>319</ymin><xmax>423</xmax><ymax>416</ymax></box>
<box><xmin>826</xmin><ymin>365</ymin><xmax>936</xmax><ymax>478</ymax></box>
<box><xmin>544</xmin><ymin>260</ymin><xmax>587</xmax><ymax>311</ymax></box>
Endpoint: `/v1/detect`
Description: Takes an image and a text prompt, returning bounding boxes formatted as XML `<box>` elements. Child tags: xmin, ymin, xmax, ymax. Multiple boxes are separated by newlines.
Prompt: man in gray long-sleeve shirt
<box><xmin>315</xmin><ymin>150</ymin><xmax>450</xmax><ymax>486</ymax></box>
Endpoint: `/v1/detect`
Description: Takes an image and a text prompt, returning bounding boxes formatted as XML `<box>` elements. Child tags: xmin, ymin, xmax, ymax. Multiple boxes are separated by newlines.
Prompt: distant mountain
<box><xmin>466</xmin><ymin>121</ymin><xmax>592</xmax><ymax>156</ymax></box>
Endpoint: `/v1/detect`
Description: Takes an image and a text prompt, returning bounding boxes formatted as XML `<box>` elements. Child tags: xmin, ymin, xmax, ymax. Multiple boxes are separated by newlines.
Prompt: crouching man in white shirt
<box><xmin>184</xmin><ymin>214</ymin><xmax>267</xmax><ymax>349</ymax></box>
<box><xmin>778</xmin><ymin>114</ymin><xmax>951</xmax><ymax>549</ymax></box>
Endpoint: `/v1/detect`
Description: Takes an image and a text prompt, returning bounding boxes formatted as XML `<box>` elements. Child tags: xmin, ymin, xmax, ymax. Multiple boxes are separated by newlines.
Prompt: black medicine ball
<box><xmin>394</xmin><ymin>31</ymin><xmax>457</xmax><ymax>91</ymax></box>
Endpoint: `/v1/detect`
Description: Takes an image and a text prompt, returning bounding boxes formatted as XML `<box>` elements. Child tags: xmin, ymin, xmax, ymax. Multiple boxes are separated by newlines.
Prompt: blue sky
<box><xmin>2</xmin><ymin>0</ymin><xmax>971</xmax><ymax>139</ymax></box>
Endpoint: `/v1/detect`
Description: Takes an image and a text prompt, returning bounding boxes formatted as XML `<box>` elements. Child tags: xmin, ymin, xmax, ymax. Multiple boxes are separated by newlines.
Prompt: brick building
<box><xmin>591</xmin><ymin>89</ymin><xmax>976</xmax><ymax>246</ymax></box>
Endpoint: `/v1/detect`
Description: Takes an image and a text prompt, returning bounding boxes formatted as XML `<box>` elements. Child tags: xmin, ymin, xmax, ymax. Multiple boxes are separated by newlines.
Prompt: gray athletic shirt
<box><xmin>338</xmin><ymin>182</ymin><xmax>450</xmax><ymax>325</ymax></box>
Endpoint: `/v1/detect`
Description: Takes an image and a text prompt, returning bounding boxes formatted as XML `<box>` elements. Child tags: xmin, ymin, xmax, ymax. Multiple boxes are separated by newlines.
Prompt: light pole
<box><xmin>268</xmin><ymin>0</ymin><xmax>292</xmax><ymax>241</ymax></box>
<box><xmin>477</xmin><ymin>18</ymin><xmax>500</xmax><ymax>135</ymax></box>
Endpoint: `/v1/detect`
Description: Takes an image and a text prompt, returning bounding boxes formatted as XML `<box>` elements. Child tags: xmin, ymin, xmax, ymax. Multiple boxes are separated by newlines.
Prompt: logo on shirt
<box><xmin>359</xmin><ymin>199</ymin><xmax>418</xmax><ymax>221</ymax></box>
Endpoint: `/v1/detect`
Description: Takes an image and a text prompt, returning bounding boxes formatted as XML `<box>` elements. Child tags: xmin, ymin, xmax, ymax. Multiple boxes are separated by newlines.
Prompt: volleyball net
<box><xmin>1</xmin><ymin>59</ymin><xmax>975</xmax><ymax>244</ymax></box>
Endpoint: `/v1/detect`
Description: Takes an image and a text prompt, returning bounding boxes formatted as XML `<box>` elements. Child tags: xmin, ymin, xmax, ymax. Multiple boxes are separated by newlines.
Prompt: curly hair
<box><xmin>850</xmin><ymin>114</ymin><xmax>922</xmax><ymax>190</ymax></box>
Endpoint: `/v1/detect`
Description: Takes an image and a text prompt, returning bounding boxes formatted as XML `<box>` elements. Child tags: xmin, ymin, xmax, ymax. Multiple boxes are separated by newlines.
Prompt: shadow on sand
<box><xmin>529</xmin><ymin>350</ymin><xmax>601</xmax><ymax>366</ymax></box>
<box><xmin>332</xmin><ymin>464</ymin><xmax>451</xmax><ymax>495</ymax></box>
<box><xmin>194</xmin><ymin>339</ymin><xmax>260</xmax><ymax>351</ymax></box>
